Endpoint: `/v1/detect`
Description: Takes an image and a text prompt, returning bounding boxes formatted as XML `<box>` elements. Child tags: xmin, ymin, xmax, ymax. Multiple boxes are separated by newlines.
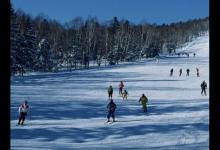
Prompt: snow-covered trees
<box><xmin>10</xmin><ymin>6</ymin><xmax>21</xmax><ymax>75</ymax></box>
<box><xmin>21</xmin><ymin>17</ymin><xmax>38</xmax><ymax>71</ymax></box>
<box><xmin>10</xmin><ymin>6</ymin><xmax>38</xmax><ymax>76</ymax></box>
<box><xmin>37</xmin><ymin>39</ymin><xmax>54</xmax><ymax>71</ymax></box>
<box><xmin>10</xmin><ymin>5</ymin><xmax>209</xmax><ymax>74</ymax></box>
<box><xmin>63</xmin><ymin>45</ymin><xmax>81</xmax><ymax>70</ymax></box>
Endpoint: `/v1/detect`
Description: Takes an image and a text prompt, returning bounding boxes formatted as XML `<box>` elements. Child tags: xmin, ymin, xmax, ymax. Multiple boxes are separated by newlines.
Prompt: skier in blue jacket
<box><xmin>107</xmin><ymin>99</ymin><xmax>117</xmax><ymax>122</ymax></box>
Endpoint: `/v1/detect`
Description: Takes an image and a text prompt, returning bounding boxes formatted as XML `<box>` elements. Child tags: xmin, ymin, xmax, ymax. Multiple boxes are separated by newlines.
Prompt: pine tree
<box><xmin>38</xmin><ymin>38</ymin><xmax>54</xmax><ymax>71</ymax></box>
<box><xmin>11</xmin><ymin>6</ymin><xmax>38</xmax><ymax>76</ymax></box>
<box><xmin>22</xmin><ymin>17</ymin><xmax>38</xmax><ymax>72</ymax></box>
<box><xmin>10</xmin><ymin>5</ymin><xmax>21</xmax><ymax>75</ymax></box>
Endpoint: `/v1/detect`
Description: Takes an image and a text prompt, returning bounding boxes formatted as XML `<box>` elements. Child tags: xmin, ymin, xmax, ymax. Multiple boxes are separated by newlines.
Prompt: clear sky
<box><xmin>11</xmin><ymin>0</ymin><xmax>209</xmax><ymax>25</ymax></box>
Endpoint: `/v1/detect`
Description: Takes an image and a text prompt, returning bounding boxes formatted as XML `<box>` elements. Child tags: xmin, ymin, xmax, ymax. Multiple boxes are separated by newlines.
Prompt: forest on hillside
<box><xmin>10</xmin><ymin>4</ymin><xmax>209</xmax><ymax>75</ymax></box>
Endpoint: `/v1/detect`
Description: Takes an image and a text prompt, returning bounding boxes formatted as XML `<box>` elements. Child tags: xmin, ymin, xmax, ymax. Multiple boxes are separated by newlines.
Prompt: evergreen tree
<box><xmin>38</xmin><ymin>39</ymin><xmax>54</xmax><ymax>71</ymax></box>
<box><xmin>22</xmin><ymin>17</ymin><xmax>38</xmax><ymax>71</ymax></box>
<box><xmin>10</xmin><ymin>5</ymin><xmax>21</xmax><ymax>75</ymax></box>
<box><xmin>11</xmin><ymin>6</ymin><xmax>38</xmax><ymax>75</ymax></box>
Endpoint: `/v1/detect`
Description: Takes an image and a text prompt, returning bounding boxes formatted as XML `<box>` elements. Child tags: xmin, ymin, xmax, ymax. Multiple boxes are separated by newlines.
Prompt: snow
<box><xmin>177</xmin><ymin>33</ymin><xmax>209</xmax><ymax>58</ymax></box>
<box><xmin>11</xmin><ymin>34</ymin><xmax>209</xmax><ymax>150</ymax></box>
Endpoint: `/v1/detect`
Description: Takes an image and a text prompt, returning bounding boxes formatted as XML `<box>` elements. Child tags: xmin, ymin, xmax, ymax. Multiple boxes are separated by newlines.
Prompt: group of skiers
<box><xmin>170</xmin><ymin>67</ymin><xmax>208</xmax><ymax>96</ymax></box>
<box><xmin>106</xmin><ymin>81</ymin><xmax>149</xmax><ymax>122</ymax></box>
<box><xmin>16</xmin><ymin>66</ymin><xmax>207</xmax><ymax>125</ymax></box>
<box><xmin>17</xmin><ymin>78</ymin><xmax>207</xmax><ymax>124</ymax></box>
<box><xmin>107</xmin><ymin>81</ymin><xmax>129</xmax><ymax>122</ymax></box>
<box><xmin>170</xmin><ymin>68</ymin><xmax>200</xmax><ymax>77</ymax></box>
<box><xmin>106</xmin><ymin>66</ymin><xmax>208</xmax><ymax>122</ymax></box>
<box><xmin>108</xmin><ymin>81</ymin><xmax>128</xmax><ymax>100</ymax></box>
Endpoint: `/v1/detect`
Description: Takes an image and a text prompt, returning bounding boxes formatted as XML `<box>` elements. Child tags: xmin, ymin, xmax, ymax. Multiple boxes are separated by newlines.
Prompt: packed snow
<box><xmin>11</xmin><ymin>34</ymin><xmax>209</xmax><ymax>150</ymax></box>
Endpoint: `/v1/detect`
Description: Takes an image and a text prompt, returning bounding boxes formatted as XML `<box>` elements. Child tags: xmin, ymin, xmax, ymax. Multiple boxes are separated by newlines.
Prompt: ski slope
<box><xmin>11</xmin><ymin>34</ymin><xmax>209</xmax><ymax>150</ymax></box>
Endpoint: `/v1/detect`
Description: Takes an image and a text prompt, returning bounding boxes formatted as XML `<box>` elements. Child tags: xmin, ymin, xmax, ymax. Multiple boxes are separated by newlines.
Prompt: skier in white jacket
<box><xmin>17</xmin><ymin>100</ymin><xmax>29</xmax><ymax>125</ymax></box>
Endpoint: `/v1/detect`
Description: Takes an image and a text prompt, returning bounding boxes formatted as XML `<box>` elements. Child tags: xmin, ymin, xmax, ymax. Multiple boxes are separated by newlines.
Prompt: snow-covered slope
<box><xmin>11</xmin><ymin>34</ymin><xmax>209</xmax><ymax>150</ymax></box>
<box><xmin>177</xmin><ymin>33</ymin><xmax>209</xmax><ymax>57</ymax></box>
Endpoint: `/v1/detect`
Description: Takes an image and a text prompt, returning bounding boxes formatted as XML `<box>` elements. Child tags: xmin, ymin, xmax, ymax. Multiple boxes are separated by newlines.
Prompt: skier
<box><xmin>107</xmin><ymin>99</ymin><xmax>117</xmax><ymax>122</ymax></box>
<box><xmin>122</xmin><ymin>89</ymin><xmax>128</xmax><ymax>100</ymax></box>
<box><xmin>201</xmin><ymin>80</ymin><xmax>207</xmax><ymax>96</ymax></box>
<box><xmin>139</xmin><ymin>94</ymin><xmax>148</xmax><ymax>112</ymax></box>
<box><xmin>17</xmin><ymin>100</ymin><xmax>29</xmax><ymax>125</ymax></box>
<box><xmin>118</xmin><ymin>81</ymin><xmax>124</xmax><ymax>96</ymax></box>
<box><xmin>196</xmin><ymin>68</ymin><xmax>200</xmax><ymax>77</ymax></box>
<box><xmin>186</xmin><ymin>69</ymin><xmax>190</xmax><ymax>76</ymax></box>
<box><xmin>108</xmin><ymin>85</ymin><xmax>113</xmax><ymax>99</ymax></box>
<box><xmin>179</xmin><ymin>68</ymin><xmax>182</xmax><ymax>76</ymax></box>
<box><xmin>170</xmin><ymin>68</ymin><xmax>174</xmax><ymax>76</ymax></box>
<box><xmin>193</xmin><ymin>53</ymin><xmax>196</xmax><ymax>57</ymax></box>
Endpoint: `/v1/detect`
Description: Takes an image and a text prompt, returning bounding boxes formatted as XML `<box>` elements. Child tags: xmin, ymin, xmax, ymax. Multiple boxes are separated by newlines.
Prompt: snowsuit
<box><xmin>201</xmin><ymin>81</ymin><xmax>207</xmax><ymax>95</ymax></box>
<box><xmin>108</xmin><ymin>86</ymin><xmax>113</xmax><ymax>99</ymax></box>
<box><xmin>122</xmin><ymin>90</ymin><xmax>128</xmax><ymax>100</ymax></box>
<box><xmin>119</xmin><ymin>82</ymin><xmax>124</xmax><ymax>95</ymax></box>
<box><xmin>17</xmin><ymin>102</ymin><xmax>29</xmax><ymax>125</ymax></box>
<box><xmin>186</xmin><ymin>69</ymin><xmax>190</xmax><ymax>76</ymax></box>
<box><xmin>139</xmin><ymin>95</ymin><xmax>148</xmax><ymax>112</ymax></box>
<box><xmin>107</xmin><ymin>100</ymin><xmax>117</xmax><ymax>121</ymax></box>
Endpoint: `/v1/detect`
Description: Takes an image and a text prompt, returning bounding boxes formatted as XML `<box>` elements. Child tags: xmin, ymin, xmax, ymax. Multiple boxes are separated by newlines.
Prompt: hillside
<box><xmin>11</xmin><ymin>34</ymin><xmax>209</xmax><ymax>150</ymax></box>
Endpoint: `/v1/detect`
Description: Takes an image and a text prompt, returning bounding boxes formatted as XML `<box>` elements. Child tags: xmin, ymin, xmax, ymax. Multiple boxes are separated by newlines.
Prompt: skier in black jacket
<box><xmin>108</xmin><ymin>85</ymin><xmax>113</xmax><ymax>99</ymax></box>
<box><xmin>201</xmin><ymin>80</ymin><xmax>207</xmax><ymax>96</ymax></box>
<box><xmin>170</xmin><ymin>68</ymin><xmax>174</xmax><ymax>76</ymax></box>
<box><xmin>186</xmin><ymin>69</ymin><xmax>190</xmax><ymax>76</ymax></box>
<box><xmin>179</xmin><ymin>68</ymin><xmax>182</xmax><ymax>76</ymax></box>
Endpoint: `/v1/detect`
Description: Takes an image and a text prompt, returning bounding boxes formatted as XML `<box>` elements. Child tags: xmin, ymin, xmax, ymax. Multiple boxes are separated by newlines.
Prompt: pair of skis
<box><xmin>105</xmin><ymin>120</ymin><xmax>117</xmax><ymax>124</ymax></box>
<box><xmin>16</xmin><ymin>124</ymin><xmax>26</xmax><ymax>127</ymax></box>
<box><xmin>16</xmin><ymin>123</ymin><xmax>28</xmax><ymax>127</ymax></box>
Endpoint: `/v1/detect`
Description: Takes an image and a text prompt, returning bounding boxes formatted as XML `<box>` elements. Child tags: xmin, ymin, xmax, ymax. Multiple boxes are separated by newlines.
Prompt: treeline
<box><xmin>10</xmin><ymin>5</ymin><xmax>209</xmax><ymax>75</ymax></box>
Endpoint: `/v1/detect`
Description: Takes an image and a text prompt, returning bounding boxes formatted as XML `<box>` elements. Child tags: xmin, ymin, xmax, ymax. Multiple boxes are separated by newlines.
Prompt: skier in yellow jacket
<box><xmin>139</xmin><ymin>94</ymin><xmax>148</xmax><ymax>112</ymax></box>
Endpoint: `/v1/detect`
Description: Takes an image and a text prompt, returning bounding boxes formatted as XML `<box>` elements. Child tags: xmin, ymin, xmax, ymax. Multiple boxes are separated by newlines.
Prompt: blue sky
<box><xmin>11</xmin><ymin>0</ymin><xmax>209</xmax><ymax>25</ymax></box>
